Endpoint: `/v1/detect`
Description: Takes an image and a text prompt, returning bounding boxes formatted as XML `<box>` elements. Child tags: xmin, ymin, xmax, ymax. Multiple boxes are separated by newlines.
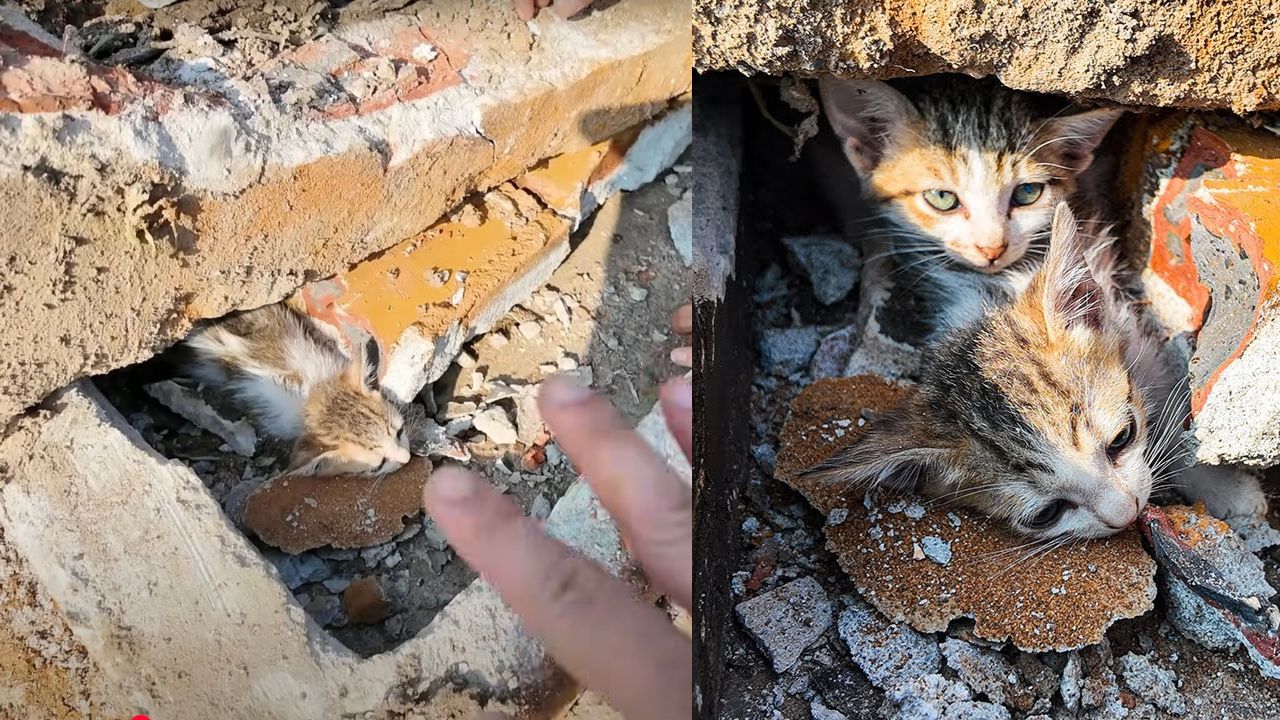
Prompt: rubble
<box><xmin>243</xmin><ymin>458</ymin><xmax>429</xmax><ymax>554</ymax></box>
<box><xmin>1140</xmin><ymin>504</ymin><xmax>1280</xmax><ymax>679</ymax></box>
<box><xmin>143</xmin><ymin>380</ymin><xmax>256</xmax><ymax>456</ymax></box>
<box><xmin>734</xmin><ymin>576</ymin><xmax>834</xmax><ymax>673</ymax></box>
<box><xmin>778</xmin><ymin>377</ymin><xmax>1157</xmax><ymax>651</ymax></box>
<box><xmin>781</xmin><ymin>234</ymin><xmax>861</xmax><ymax>306</ymax></box>
<box><xmin>472</xmin><ymin>406</ymin><xmax>519</xmax><ymax>445</ymax></box>
<box><xmin>759</xmin><ymin>327</ymin><xmax>822</xmax><ymax>376</ymax></box>
<box><xmin>1117</xmin><ymin>653</ymin><xmax>1187</xmax><ymax>715</ymax></box>
<box><xmin>838</xmin><ymin>596</ymin><xmax>941</xmax><ymax>690</ymax></box>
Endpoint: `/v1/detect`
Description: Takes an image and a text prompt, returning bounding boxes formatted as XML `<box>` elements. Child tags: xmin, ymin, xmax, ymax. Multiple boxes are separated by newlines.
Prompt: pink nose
<box><xmin>1105</xmin><ymin>496</ymin><xmax>1140</xmax><ymax>529</ymax></box>
<box><xmin>976</xmin><ymin>243</ymin><xmax>1006</xmax><ymax>261</ymax></box>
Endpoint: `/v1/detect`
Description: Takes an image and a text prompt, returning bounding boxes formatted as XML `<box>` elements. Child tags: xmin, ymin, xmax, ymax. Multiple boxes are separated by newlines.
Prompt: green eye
<box><xmin>922</xmin><ymin>189</ymin><xmax>959</xmax><ymax>211</ymax></box>
<box><xmin>1012</xmin><ymin>182</ymin><xmax>1044</xmax><ymax>206</ymax></box>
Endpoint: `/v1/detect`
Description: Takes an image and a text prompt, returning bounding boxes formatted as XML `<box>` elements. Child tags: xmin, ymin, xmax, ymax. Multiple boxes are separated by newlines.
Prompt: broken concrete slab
<box><xmin>0</xmin><ymin>0</ymin><xmax>692</xmax><ymax>423</ymax></box>
<box><xmin>1116</xmin><ymin>653</ymin><xmax>1187</xmax><ymax>715</ymax></box>
<box><xmin>694</xmin><ymin>0</ymin><xmax>1280</xmax><ymax>113</ymax></box>
<box><xmin>243</xmin><ymin>458</ymin><xmax>429</xmax><ymax>554</ymax></box>
<box><xmin>0</xmin><ymin>381</ymin><xmax>627</xmax><ymax>718</ymax></box>
<box><xmin>144</xmin><ymin>380</ymin><xmax>257</xmax><ymax>457</ymax></box>
<box><xmin>734</xmin><ymin>576</ymin><xmax>833</xmax><ymax>673</ymax></box>
<box><xmin>778</xmin><ymin>377</ymin><xmax>1158</xmax><ymax>651</ymax></box>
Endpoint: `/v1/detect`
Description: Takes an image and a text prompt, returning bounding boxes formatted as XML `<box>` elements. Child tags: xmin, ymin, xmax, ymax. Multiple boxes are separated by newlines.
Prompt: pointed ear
<box><xmin>819</xmin><ymin>78</ymin><xmax>920</xmax><ymax>176</ymax></box>
<box><xmin>1031</xmin><ymin>107</ymin><xmax>1123</xmax><ymax>175</ymax></box>
<box><xmin>344</xmin><ymin>337</ymin><xmax>380</xmax><ymax>391</ymax></box>
<box><xmin>1041</xmin><ymin>203</ymin><xmax>1103</xmax><ymax>333</ymax></box>
<box><xmin>799</xmin><ymin>408</ymin><xmax>952</xmax><ymax>493</ymax></box>
<box><xmin>286</xmin><ymin>447</ymin><xmax>346</xmax><ymax>477</ymax></box>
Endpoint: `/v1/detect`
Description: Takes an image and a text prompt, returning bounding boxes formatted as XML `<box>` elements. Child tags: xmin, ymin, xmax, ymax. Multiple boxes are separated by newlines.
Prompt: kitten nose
<box><xmin>976</xmin><ymin>242</ymin><xmax>1006</xmax><ymax>261</ymax></box>
<box><xmin>1105</xmin><ymin>495</ymin><xmax>1140</xmax><ymax>529</ymax></box>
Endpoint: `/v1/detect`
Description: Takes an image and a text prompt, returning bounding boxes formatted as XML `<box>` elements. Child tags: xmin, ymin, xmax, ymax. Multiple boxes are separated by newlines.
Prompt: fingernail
<box><xmin>541</xmin><ymin>375</ymin><xmax>594</xmax><ymax>407</ymax></box>
<box><xmin>670</xmin><ymin>346</ymin><xmax>693</xmax><ymax>366</ymax></box>
<box><xmin>431</xmin><ymin>468</ymin><xmax>478</xmax><ymax>502</ymax></box>
<box><xmin>665</xmin><ymin>377</ymin><xmax>692</xmax><ymax>410</ymax></box>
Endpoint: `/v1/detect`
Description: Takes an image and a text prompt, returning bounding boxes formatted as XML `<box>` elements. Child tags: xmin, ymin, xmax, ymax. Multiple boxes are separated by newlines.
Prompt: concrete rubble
<box><xmin>735</xmin><ymin>576</ymin><xmax>834</xmax><ymax>673</ymax></box>
<box><xmin>0</xmin><ymin>0</ymin><xmax>692</xmax><ymax>422</ymax></box>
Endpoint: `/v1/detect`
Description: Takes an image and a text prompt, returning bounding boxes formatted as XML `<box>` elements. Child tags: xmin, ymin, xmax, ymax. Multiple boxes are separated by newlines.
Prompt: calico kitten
<box><xmin>819</xmin><ymin>75</ymin><xmax>1122</xmax><ymax>330</ymax></box>
<box><xmin>803</xmin><ymin>204</ymin><xmax>1266</xmax><ymax>539</ymax></box>
<box><xmin>181</xmin><ymin>302</ymin><xmax>411</xmax><ymax>477</ymax></box>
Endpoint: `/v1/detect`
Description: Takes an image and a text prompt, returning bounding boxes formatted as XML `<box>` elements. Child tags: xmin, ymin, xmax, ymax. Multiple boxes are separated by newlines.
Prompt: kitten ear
<box><xmin>344</xmin><ymin>337</ymin><xmax>380</xmax><ymax>391</ymax></box>
<box><xmin>286</xmin><ymin>446</ymin><xmax>344</xmax><ymax>476</ymax></box>
<box><xmin>1041</xmin><ymin>203</ymin><xmax>1103</xmax><ymax>333</ymax></box>
<box><xmin>1032</xmin><ymin>108</ymin><xmax>1123</xmax><ymax>175</ymax></box>
<box><xmin>819</xmin><ymin>78</ymin><xmax>920</xmax><ymax>176</ymax></box>
<box><xmin>799</xmin><ymin>408</ymin><xmax>952</xmax><ymax>493</ymax></box>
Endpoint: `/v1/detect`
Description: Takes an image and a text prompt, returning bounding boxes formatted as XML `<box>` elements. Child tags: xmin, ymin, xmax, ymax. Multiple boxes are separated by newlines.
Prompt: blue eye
<box><xmin>922</xmin><ymin>189</ymin><xmax>959</xmax><ymax>211</ymax></box>
<box><xmin>1012</xmin><ymin>182</ymin><xmax>1044</xmax><ymax>206</ymax></box>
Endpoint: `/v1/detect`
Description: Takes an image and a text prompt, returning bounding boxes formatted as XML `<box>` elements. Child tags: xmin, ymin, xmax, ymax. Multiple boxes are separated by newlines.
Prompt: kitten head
<box><xmin>819</xmin><ymin>77</ymin><xmax>1121</xmax><ymax>274</ymax></box>
<box><xmin>288</xmin><ymin>342</ymin><xmax>411</xmax><ymax>477</ymax></box>
<box><xmin>805</xmin><ymin>204</ymin><xmax>1150</xmax><ymax>539</ymax></box>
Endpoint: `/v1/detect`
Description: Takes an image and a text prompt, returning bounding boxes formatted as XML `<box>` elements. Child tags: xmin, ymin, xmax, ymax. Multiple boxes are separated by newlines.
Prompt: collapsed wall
<box><xmin>693</xmin><ymin>0</ymin><xmax>1280</xmax><ymax>113</ymax></box>
<box><xmin>0</xmin><ymin>0</ymin><xmax>691</xmax><ymax>422</ymax></box>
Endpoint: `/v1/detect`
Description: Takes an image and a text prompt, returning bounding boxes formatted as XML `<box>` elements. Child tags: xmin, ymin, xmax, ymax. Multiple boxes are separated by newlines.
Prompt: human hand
<box><xmin>670</xmin><ymin>303</ymin><xmax>692</xmax><ymax>368</ymax></box>
<box><xmin>513</xmin><ymin>0</ymin><xmax>598</xmax><ymax>21</ymax></box>
<box><xmin>424</xmin><ymin>375</ymin><xmax>693</xmax><ymax>720</ymax></box>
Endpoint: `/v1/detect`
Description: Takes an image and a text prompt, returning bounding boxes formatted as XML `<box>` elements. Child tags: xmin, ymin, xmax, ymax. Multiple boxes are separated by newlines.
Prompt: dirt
<box><xmin>88</xmin><ymin>159</ymin><xmax>688</xmax><ymax>663</ymax></box>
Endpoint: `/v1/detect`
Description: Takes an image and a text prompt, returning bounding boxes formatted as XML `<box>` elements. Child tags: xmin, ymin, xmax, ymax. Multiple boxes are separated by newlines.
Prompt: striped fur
<box><xmin>805</xmin><ymin>204</ymin><xmax>1266</xmax><ymax>538</ymax></box>
<box><xmin>182</xmin><ymin>303</ymin><xmax>410</xmax><ymax>477</ymax></box>
<box><xmin>820</xmin><ymin>75</ymin><xmax>1122</xmax><ymax>333</ymax></box>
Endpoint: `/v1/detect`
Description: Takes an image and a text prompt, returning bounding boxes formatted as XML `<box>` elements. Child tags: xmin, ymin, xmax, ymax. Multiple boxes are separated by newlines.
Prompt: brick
<box><xmin>0</xmin><ymin>0</ymin><xmax>691</xmax><ymax>422</ymax></box>
<box><xmin>1131</xmin><ymin>115</ymin><xmax>1280</xmax><ymax>466</ymax></box>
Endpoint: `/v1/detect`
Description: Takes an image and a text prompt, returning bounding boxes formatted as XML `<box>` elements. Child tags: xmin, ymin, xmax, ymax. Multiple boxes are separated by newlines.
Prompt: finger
<box><xmin>425</xmin><ymin>469</ymin><xmax>691</xmax><ymax>720</ymax></box>
<box><xmin>539</xmin><ymin>377</ymin><xmax>692</xmax><ymax>608</ymax></box>
<box><xmin>671</xmin><ymin>303</ymin><xmax>692</xmax><ymax>336</ymax></box>
<box><xmin>659</xmin><ymin>377</ymin><xmax>693</xmax><ymax>462</ymax></box>
<box><xmin>513</xmin><ymin>0</ymin><xmax>536</xmax><ymax>20</ymax></box>
<box><xmin>552</xmin><ymin>0</ymin><xmax>596</xmax><ymax>19</ymax></box>
<box><xmin>670</xmin><ymin>346</ymin><xmax>692</xmax><ymax>367</ymax></box>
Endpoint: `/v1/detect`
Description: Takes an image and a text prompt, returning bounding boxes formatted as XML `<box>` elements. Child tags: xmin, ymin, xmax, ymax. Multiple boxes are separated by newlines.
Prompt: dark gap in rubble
<box><xmin>718</xmin><ymin>72</ymin><xmax>1280</xmax><ymax>719</ymax></box>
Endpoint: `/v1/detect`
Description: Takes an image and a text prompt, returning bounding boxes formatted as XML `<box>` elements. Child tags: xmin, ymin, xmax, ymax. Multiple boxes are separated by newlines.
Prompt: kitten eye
<box><xmin>922</xmin><ymin>189</ymin><xmax>959</xmax><ymax>212</ymax></box>
<box><xmin>1011</xmin><ymin>182</ymin><xmax>1044</xmax><ymax>206</ymax></box>
<box><xmin>1107</xmin><ymin>414</ymin><xmax>1137</xmax><ymax>460</ymax></box>
<box><xmin>1026</xmin><ymin>499</ymin><xmax>1075</xmax><ymax>530</ymax></box>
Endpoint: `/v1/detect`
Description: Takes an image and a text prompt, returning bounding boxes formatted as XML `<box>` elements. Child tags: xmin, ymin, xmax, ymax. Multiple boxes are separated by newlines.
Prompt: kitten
<box><xmin>819</xmin><ymin>75</ymin><xmax>1122</xmax><ymax>331</ymax></box>
<box><xmin>181</xmin><ymin>302</ymin><xmax>411</xmax><ymax>477</ymax></box>
<box><xmin>802</xmin><ymin>203</ymin><xmax>1266</xmax><ymax>539</ymax></box>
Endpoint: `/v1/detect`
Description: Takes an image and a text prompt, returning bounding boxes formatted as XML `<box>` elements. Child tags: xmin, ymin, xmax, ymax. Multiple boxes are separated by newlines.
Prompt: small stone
<box><xmin>781</xmin><ymin>234</ymin><xmax>862</xmax><ymax>306</ymax></box>
<box><xmin>552</xmin><ymin>297</ymin><xmax>571</xmax><ymax>325</ymax></box>
<box><xmin>667</xmin><ymin>189</ymin><xmax>692</xmax><ymax>266</ymax></box>
<box><xmin>361</xmin><ymin>543</ymin><xmax>395</xmax><ymax>567</ymax></box>
<box><xmin>270</xmin><ymin>552</ymin><xmax>331</xmax><ymax>590</ymax></box>
<box><xmin>455</xmin><ymin>349</ymin><xmax>477</xmax><ymax>368</ymax></box>
<box><xmin>810</xmin><ymin>699</ymin><xmax>848</xmax><ymax>720</ymax></box>
<box><xmin>759</xmin><ymin>327</ymin><xmax>821</xmax><ymax>376</ymax></box>
<box><xmin>839</xmin><ymin>596</ymin><xmax>941</xmax><ymax>690</ymax></box>
<box><xmin>343</xmin><ymin>577</ymin><xmax>390</xmax><ymax>625</ymax></box>
<box><xmin>734</xmin><ymin>576</ymin><xmax>833</xmax><ymax>673</ymax></box>
<box><xmin>395</xmin><ymin>522</ymin><xmax>422</xmax><ymax>543</ymax></box>
<box><xmin>303</xmin><ymin>593</ymin><xmax>345</xmax><ymax>627</ymax></box>
<box><xmin>484</xmin><ymin>380</ymin><xmax>524</xmax><ymax>403</ymax></box>
<box><xmin>487</xmin><ymin>331</ymin><xmax>509</xmax><ymax>349</ymax></box>
<box><xmin>515</xmin><ymin>390</ymin><xmax>544</xmax><ymax>445</ymax></box>
<box><xmin>557</xmin><ymin>355</ymin><xmax>579</xmax><ymax>371</ymax></box>
<box><xmin>385</xmin><ymin>614</ymin><xmax>406</xmax><ymax>638</ymax></box>
<box><xmin>518</xmin><ymin>322</ymin><xmax>542</xmax><ymax>339</ymax></box>
<box><xmin>827</xmin><ymin>508</ymin><xmax>849</xmax><ymax>526</ymax></box>
<box><xmin>545</xmin><ymin>443</ymin><xmax>565</xmax><ymax>467</ymax></box>
<box><xmin>321</xmin><ymin>577</ymin><xmax>351</xmax><ymax>594</ymax></box>
<box><xmin>473</xmin><ymin>407</ymin><xmax>519</xmax><ymax>445</ymax></box>
<box><xmin>530</xmin><ymin>494</ymin><xmax>552</xmax><ymax>520</ymax></box>
<box><xmin>383</xmin><ymin>551</ymin><xmax>403</xmax><ymax>569</ymax></box>
<box><xmin>920</xmin><ymin>536</ymin><xmax>952</xmax><ymax>566</ymax></box>
<box><xmin>1117</xmin><ymin>653</ymin><xmax>1186</xmax><ymax>714</ymax></box>
<box><xmin>422</xmin><ymin>523</ymin><xmax>449</xmax><ymax>551</ymax></box>
<box><xmin>444</xmin><ymin>417</ymin><xmax>473</xmax><ymax>436</ymax></box>
<box><xmin>441</xmin><ymin>401</ymin><xmax>477</xmax><ymax>419</ymax></box>
<box><xmin>627</xmin><ymin>285</ymin><xmax>649</xmax><ymax>302</ymax></box>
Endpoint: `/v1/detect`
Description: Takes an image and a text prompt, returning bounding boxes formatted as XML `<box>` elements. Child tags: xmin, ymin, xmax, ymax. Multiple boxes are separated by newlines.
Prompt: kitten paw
<box><xmin>1178</xmin><ymin>465</ymin><xmax>1268</xmax><ymax>520</ymax></box>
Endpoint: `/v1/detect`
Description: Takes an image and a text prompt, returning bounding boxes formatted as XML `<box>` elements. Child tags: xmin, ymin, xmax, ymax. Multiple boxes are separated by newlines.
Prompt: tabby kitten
<box><xmin>803</xmin><ymin>204</ymin><xmax>1266</xmax><ymax>539</ymax></box>
<box><xmin>181</xmin><ymin>302</ymin><xmax>411</xmax><ymax>477</ymax></box>
<box><xmin>819</xmin><ymin>75</ymin><xmax>1122</xmax><ymax>330</ymax></box>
